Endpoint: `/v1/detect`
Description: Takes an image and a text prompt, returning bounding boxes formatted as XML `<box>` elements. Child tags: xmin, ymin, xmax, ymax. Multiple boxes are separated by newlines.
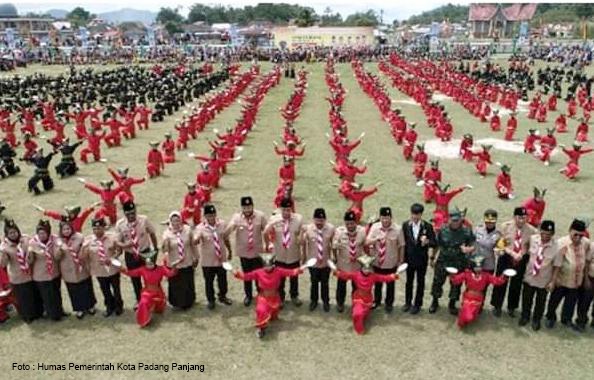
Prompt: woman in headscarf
<box><xmin>161</xmin><ymin>211</ymin><xmax>198</xmax><ymax>310</ymax></box>
<box><xmin>0</xmin><ymin>219</ymin><xmax>41</xmax><ymax>323</ymax></box>
<box><xmin>56</xmin><ymin>218</ymin><xmax>96</xmax><ymax>319</ymax></box>
<box><xmin>28</xmin><ymin>219</ymin><xmax>65</xmax><ymax>321</ymax></box>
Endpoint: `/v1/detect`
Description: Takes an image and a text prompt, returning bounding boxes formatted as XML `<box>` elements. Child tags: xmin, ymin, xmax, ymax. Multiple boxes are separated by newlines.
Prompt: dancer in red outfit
<box><xmin>80</xmin><ymin>128</ymin><xmax>106</xmax><ymax>164</ymax></box>
<box><xmin>21</xmin><ymin>133</ymin><xmax>38</xmax><ymax>161</ymax></box>
<box><xmin>523</xmin><ymin>129</ymin><xmax>540</xmax><ymax>154</ymax></box>
<box><xmin>576</xmin><ymin>118</ymin><xmax>589</xmax><ymax>142</ymax></box>
<box><xmin>432</xmin><ymin>183</ymin><xmax>472</xmax><ymax>230</ymax></box>
<box><xmin>473</xmin><ymin>145</ymin><xmax>492</xmax><ymax>177</ymax></box>
<box><xmin>555</xmin><ymin>114</ymin><xmax>568</xmax><ymax>133</ymax></box>
<box><xmin>403</xmin><ymin>123</ymin><xmax>418</xmax><ymax>160</ymax></box>
<box><xmin>448</xmin><ymin>256</ymin><xmax>508</xmax><ymax>328</ymax></box>
<box><xmin>34</xmin><ymin>204</ymin><xmax>98</xmax><ymax>233</ymax></box>
<box><xmin>495</xmin><ymin>164</ymin><xmax>514</xmax><ymax>200</ymax></box>
<box><xmin>504</xmin><ymin>112</ymin><xmax>518</xmax><ymax>141</ymax></box>
<box><xmin>180</xmin><ymin>183</ymin><xmax>203</xmax><ymax>225</ymax></box>
<box><xmin>78</xmin><ymin>179</ymin><xmax>122</xmax><ymax>226</ymax></box>
<box><xmin>135</xmin><ymin>104</ymin><xmax>152</xmax><ymax>130</ymax></box>
<box><xmin>412</xmin><ymin>144</ymin><xmax>428</xmax><ymax>180</ymax></box>
<box><xmin>146</xmin><ymin>142</ymin><xmax>164</xmax><ymax>178</ymax></box>
<box><xmin>490</xmin><ymin>110</ymin><xmax>501</xmax><ymax>131</ymax></box>
<box><xmin>344</xmin><ymin>182</ymin><xmax>381</xmax><ymax>224</ymax></box>
<box><xmin>422</xmin><ymin>160</ymin><xmax>442</xmax><ymax>203</ymax></box>
<box><xmin>231</xmin><ymin>253</ymin><xmax>306</xmax><ymax>338</ymax></box>
<box><xmin>330</xmin><ymin>255</ymin><xmax>400</xmax><ymax>334</ymax></box>
<box><xmin>522</xmin><ymin>188</ymin><xmax>547</xmax><ymax>228</ymax></box>
<box><xmin>539</xmin><ymin>129</ymin><xmax>557</xmax><ymax>166</ymax></box>
<box><xmin>161</xmin><ymin>133</ymin><xmax>176</xmax><ymax>163</ymax></box>
<box><xmin>459</xmin><ymin>134</ymin><xmax>474</xmax><ymax>161</ymax></box>
<box><xmin>108</xmin><ymin>167</ymin><xmax>145</xmax><ymax>204</ymax></box>
<box><xmin>121</xmin><ymin>253</ymin><xmax>178</xmax><ymax>328</ymax></box>
<box><xmin>559</xmin><ymin>142</ymin><xmax>594</xmax><ymax>180</ymax></box>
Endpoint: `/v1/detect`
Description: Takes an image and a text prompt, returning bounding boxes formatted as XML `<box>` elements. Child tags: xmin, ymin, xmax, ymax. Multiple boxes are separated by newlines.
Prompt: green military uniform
<box><xmin>431</xmin><ymin>214</ymin><xmax>475</xmax><ymax>305</ymax></box>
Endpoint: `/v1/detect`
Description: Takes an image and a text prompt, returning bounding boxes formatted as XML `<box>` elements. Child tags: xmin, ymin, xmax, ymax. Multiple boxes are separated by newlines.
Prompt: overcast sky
<box><xmin>17</xmin><ymin>0</ymin><xmax>473</xmax><ymax>22</ymax></box>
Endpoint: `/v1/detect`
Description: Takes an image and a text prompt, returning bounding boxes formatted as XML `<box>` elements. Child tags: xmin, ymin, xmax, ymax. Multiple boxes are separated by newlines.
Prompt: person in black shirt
<box><xmin>401</xmin><ymin>203</ymin><xmax>436</xmax><ymax>314</ymax></box>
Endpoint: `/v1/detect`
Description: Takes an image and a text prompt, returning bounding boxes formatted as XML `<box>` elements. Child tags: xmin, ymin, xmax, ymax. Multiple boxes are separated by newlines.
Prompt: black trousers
<box><xmin>277</xmin><ymin>261</ymin><xmax>300</xmax><ymax>301</ymax></box>
<box><xmin>240</xmin><ymin>257</ymin><xmax>263</xmax><ymax>299</ymax></box>
<box><xmin>202</xmin><ymin>266</ymin><xmax>228</xmax><ymax>303</ymax></box>
<box><xmin>97</xmin><ymin>274</ymin><xmax>123</xmax><ymax>313</ymax></box>
<box><xmin>35</xmin><ymin>277</ymin><xmax>64</xmax><ymax>320</ymax></box>
<box><xmin>546</xmin><ymin>286</ymin><xmax>578</xmax><ymax>323</ymax></box>
<box><xmin>168</xmin><ymin>266</ymin><xmax>196</xmax><ymax>309</ymax></box>
<box><xmin>125</xmin><ymin>252</ymin><xmax>144</xmax><ymax>302</ymax></box>
<box><xmin>521</xmin><ymin>283</ymin><xmax>548</xmax><ymax>322</ymax></box>
<box><xmin>336</xmin><ymin>278</ymin><xmax>356</xmax><ymax>306</ymax></box>
<box><xmin>431</xmin><ymin>261</ymin><xmax>462</xmax><ymax>301</ymax></box>
<box><xmin>65</xmin><ymin>278</ymin><xmax>97</xmax><ymax>312</ymax></box>
<box><xmin>405</xmin><ymin>265</ymin><xmax>427</xmax><ymax>307</ymax></box>
<box><xmin>13</xmin><ymin>281</ymin><xmax>43</xmax><ymax>322</ymax></box>
<box><xmin>28</xmin><ymin>173</ymin><xmax>53</xmax><ymax>194</ymax></box>
<box><xmin>373</xmin><ymin>266</ymin><xmax>397</xmax><ymax>306</ymax></box>
<box><xmin>490</xmin><ymin>254</ymin><xmax>528</xmax><ymax>311</ymax></box>
<box><xmin>309</xmin><ymin>267</ymin><xmax>331</xmax><ymax>304</ymax></box>
<box><xmin>576</xmin><ymin>283</ymin><xmax>594</xmax><ymax>326</ymax></box>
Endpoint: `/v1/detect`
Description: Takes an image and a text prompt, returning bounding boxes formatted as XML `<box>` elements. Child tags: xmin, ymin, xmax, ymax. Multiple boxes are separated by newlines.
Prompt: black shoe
<box><xmin>75</xmin><ymin>311</ymin><xmax>85</xmax><ymax>320</ymax></box>
<box><xmin>372</xmin><ymin>302</ymin><xmax>380</xmax><ymax>310</ymax></box>
<box><xmin>428</xmin><ymin>299</ymin><xmax>439</xmax><ymax>314</ymax></box>
<box><xmin>291</xmin><ymin>297</ymin><xmax>302</xmax><ymax>307</ymax></box>
<box><xmin>448</xmin><ymin>300</ymin><xmax>458</xmax><ymax>316</ymax></box>
<box><xmin>309</xmin><ymin>302</ymin><xmax>318</xmax><ymax>311</ymax></box>
<box><xmin>410</xmin><ymin>305</ymin><xmax>421</xmax><ymax>315</ymax></box>
<box><xmin>323</xmin><ymin>303</ymin><xmax>330</xmax><ymax>312</ymax></box>
<box><xmin>402</xmin><ymin>304</ymin><xmax>411</xmax><ymax>313</ymax></box>
<box><xmin>114</xmin><ymin>307</ymin><xmax>123</xmax><ymax>316</ymax></box>
<box><xmin>591</xmin><ymin>320</ymin><xmax>594</xmax><ymax>329</ymax></box>
<box><xmin>385</xmin><ymin>304</ymin><xmax>393</xmax><ymax>314</ymax></box>
<box><xmin>508</xmin><ymin>309</ymin><xmax>516</xmax><ymax>318</ymax></box>
<box><xmin>545</xmin><ymin>319</ymin><xmax>555</xmax><ymax>329</ymax></box>
<box><xmin>572</xmin><ymin>323</ymin><xmax>586</xmax><ymax>333</ymax></box>
<box><xmin>87</xmin><ymin>308</ymin><xmax>96</xmax><ymax>316</ymax></box>
<box><xmin>532</xmin><ymin>320</ymin><xmax>541</xmax><ymax>331</ymax></box>
<box><xmin>493</xmin><ymin>308</ymin><xmax>502</xmax><ymax>318</ymax></box>
<box><xmin>207</xmin><ymin>302</ymin><xmax>215</xmax><ymax>310</ymax></box>
<box><xmin>337</xmin><ymin>304</ymin><xmax>345</xmax><ymax>313</ymax></box>
<box><xmin>519</xmin><ymin>317</ymin><xmax>529</xmax><ymax>327</ymax></box>
<box><xmin>243</xmin><ymin>297</ymin><xmax>252</xmax><ymax>307</ymax></box>
<box><xmin>103</xmin><ymin>310</ymin><xmax>113</xmax><ymax>318</ymax></box>
<box><xmin>219</xmin><ymin>297</ymin><xmax>233</xmax><ymax>306</ymax></box>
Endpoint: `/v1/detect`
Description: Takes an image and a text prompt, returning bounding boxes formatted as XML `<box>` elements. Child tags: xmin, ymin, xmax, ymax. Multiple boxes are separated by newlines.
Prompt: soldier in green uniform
<box><xmin>429</xmin><ymin>208</ymin><xmax>476</xmax><ymax>315</ymax></box>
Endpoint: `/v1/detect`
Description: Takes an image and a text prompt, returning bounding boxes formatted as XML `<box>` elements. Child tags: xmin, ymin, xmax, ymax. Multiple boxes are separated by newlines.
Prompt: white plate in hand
<box><xmin>110</xmin><ymin>258</ymin><xmax>122</xmax><ymax>268</ymax></box>
<box><xmin>503</xmin><ymin>269</ymin><xmax>517</xmax><ymax>277</ymax></box>
<box><xmin>397</xmin><ymin>263</ymin><xmax>409</xmax><ymax>273</ymax></box>
<box><xmin>304</xmin><ymin>258</ymin><xmax>318</xmax><ymax>267</ymax></box>
<box><xmin>446</xmin><ymin>267</ymin><xmax>459</xmax><ymax>274</ymax></box>
<box><xmin>222</xmin><ymin>262</ymin><xmax>233</xmax><ymax>271</ymax></box>
<box><xmin>0</xmin><ymin>289</ymin><xmax>11</xmax><ymax>297</ymax></box>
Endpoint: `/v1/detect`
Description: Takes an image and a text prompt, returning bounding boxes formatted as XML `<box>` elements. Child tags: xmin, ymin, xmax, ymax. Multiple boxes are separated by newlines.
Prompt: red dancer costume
<box><xmin>121</xmin><ymin>257</ymin><xmax>177</xmax><ymax>328</ymax></box>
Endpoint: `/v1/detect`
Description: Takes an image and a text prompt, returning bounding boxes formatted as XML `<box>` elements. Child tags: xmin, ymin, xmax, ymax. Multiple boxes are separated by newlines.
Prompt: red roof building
<box><xmin>469</xmin><ymin>3</ymin><xmax>537</xmax><ymax>38</ymax></box>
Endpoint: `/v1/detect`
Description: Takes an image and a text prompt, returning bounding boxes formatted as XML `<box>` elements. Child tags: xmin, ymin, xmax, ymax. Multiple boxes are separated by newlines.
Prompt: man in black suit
<box><xmin>402</xmin><ymin>203</ymin><xmax>437</xmax><ymax>314</ymax></box>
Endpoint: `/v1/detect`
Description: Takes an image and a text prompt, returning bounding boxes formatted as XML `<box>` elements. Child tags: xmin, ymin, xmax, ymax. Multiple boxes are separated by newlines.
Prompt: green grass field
<box><xmin>2</xmin><ymin>60</ymin><xmax>594</xmax><ymax>380</ymax></box>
